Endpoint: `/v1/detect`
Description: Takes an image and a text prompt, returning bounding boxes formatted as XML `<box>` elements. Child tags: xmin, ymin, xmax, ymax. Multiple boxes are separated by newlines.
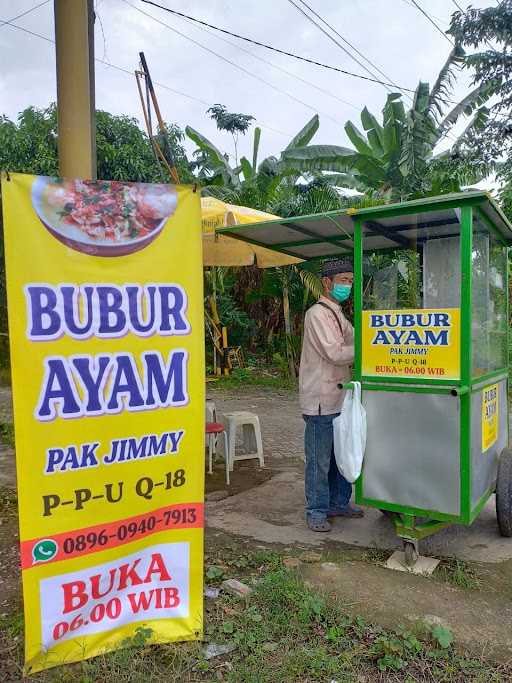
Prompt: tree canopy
<box><xmin>449</xmin><ymin>0</ymin><xmax>512</xmax><ymax>217</ymax></box>
<box><xmin>282</xmin><ymin>47</ymin><xmax>494</xmax><ymax>201</ymax></box>
<box><xmin>0</xmin><ymin>104</ymin><xmax>192</xmax><ymax>183</ymax></box>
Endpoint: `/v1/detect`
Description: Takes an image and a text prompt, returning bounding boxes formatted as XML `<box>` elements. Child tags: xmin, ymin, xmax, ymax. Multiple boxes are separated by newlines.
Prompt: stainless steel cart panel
<box><xmin>362</xmin><ymin>390</ymin><xmax>460</xmax><ymax>515</ymax></box>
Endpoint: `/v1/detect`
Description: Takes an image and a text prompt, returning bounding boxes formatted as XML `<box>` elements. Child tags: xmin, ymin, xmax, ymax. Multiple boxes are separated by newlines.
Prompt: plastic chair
<box><xmin>223</xmin><ymin>411</ymin><xmax>264</xmax><ymax>472</ymax></box>
<box><xmin>206</xmin><ymin>422</ymin><xmax>230</xmax><ymax>486</ymax></box>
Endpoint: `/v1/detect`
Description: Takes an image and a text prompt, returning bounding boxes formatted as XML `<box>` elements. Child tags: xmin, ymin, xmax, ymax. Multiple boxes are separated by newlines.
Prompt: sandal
<box><xmin>307</xmin><ymin>518</ymin><xmax>331</xmax><ymax>532</ymax></box>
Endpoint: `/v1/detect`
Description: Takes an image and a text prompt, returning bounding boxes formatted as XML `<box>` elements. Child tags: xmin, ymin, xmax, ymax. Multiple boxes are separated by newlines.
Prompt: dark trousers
<box><xmin>303</xmin><ymin>413</ymin><xmax>352</xmax><ymax>522</ymax></box>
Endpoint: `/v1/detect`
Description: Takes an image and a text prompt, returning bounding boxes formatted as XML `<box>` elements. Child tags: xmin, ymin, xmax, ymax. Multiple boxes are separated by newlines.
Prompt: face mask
<box><xmin>331</xmin><ymin>283</ymin><xmax>352</xmax><ymax>303</ymax></box>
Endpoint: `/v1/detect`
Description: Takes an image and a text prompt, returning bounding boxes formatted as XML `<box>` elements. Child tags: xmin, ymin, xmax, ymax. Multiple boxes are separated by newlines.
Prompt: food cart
<box><xmin>219</xmin><ymin>191</ymin><xmax>512</xmax><ymax>565</ymax></box>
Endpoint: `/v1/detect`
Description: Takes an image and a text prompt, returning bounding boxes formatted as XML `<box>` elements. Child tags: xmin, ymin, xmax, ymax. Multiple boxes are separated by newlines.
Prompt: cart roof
<box><xmin>217</xmin><ymin>191</ymin><xmax>512</xmax><ymax>259</ymax></box>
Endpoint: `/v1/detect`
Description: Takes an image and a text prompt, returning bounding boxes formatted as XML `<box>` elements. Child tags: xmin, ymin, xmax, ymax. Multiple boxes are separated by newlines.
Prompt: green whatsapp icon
<box><xmin>32</xmin><ymin>539</ymin><xmax>58</xmax><ymax>564</ymax></box>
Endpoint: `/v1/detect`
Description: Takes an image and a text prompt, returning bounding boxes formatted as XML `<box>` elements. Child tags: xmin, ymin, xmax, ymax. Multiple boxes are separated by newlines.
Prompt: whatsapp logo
<box><xmin>32</xmin><ymin>539</ymin><xmax>58</xmax><ymax>564</ymax></box>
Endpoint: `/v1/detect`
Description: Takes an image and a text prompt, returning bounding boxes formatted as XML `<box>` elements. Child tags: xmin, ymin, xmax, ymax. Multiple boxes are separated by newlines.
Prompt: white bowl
<box><xmin>31</xmin><ymin>176</ymin><xmax>177</xmax><ymax>257</ymax></box>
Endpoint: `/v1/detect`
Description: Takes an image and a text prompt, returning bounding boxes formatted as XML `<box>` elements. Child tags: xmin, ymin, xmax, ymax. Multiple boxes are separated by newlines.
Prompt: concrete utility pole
<box><xmin>54</xmin><ymin>0</ymin><xmax>96</xmax><ymax>179</ymax></box>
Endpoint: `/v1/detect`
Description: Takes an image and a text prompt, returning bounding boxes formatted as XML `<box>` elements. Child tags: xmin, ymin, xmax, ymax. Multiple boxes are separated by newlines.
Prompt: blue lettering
<box><xmin>144</xmin><ymin>351</ymin><xmax>188</xmax><ymax>407</ymax></box>
<box><xmin>36</xmin><ymin>358</ymin><xmax>81</xmax><ymax>420</ymax></box>
<box><xmin>405</xmin><ymin>330</ymin><xmax>423</xmax><ymax>345</ymax></box>
<box><xmin>389</xmin><ymin>330</ymin><xmax>406</xmax><ymax>344</ymax></box>
<box><xmin>425</xmin><ymin>330</ymin><xmax>449</xmax><ymax>346</ymax></box>
<box><xmin>26</xmin><ymin>286</ymin><xmax>61</xmax><ymax>339</ymax></box>
<box><xmin>97</xmin><ymin>286</ymin><xmax>126</xmax><ymax>336</ymax></box>
<box><xmin>61</xmin><ymin>286</ymin><xmax>94</xmax><ymax>337</ymax></box>
<box><xmin>72</xmin><ymin>355</ymin><xmax>111</xmax><ymax>413</ymax></box>
<box><xmin>147</xmin><ymin>433</ymin><xmax>169</xmax><ymax>456</ymax></box>
<box><xmin>372</xmin><ymin>330</ymin><xmax>390</xmax><ymax>345</ymax></box>
<box><xmin>168</xmin><ymin>430</ymin><xmax>184</xmax><ymax>453</ymax></box>
<box><xmin>126</xmin><ymin>436</ymin><xmax>149</xmax><ymax>460</ymax></box>
<box><xmin>107</xmin><ymin>355</ymin><xmax>145</xmax><ymax>412</ymax></box>
<box><xmin>126</xmin><ymin>285</ymin><xmax>157</xmax><ymax>335</ymax></box>
<box><xmin>159</xmin><ymin>286</ymin><xmax>190</xmax><ymax>334</ymax></box>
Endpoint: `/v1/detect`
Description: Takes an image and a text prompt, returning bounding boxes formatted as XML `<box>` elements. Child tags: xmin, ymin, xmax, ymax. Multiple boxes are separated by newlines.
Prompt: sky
<box><xmin>0</xmin><ymin>0</ymin><xmax>495</xmax><ymax>170</ymax></box>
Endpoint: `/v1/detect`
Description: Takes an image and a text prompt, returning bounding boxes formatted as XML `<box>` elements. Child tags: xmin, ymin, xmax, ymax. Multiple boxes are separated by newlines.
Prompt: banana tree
<box><xmin>282</xmin><ymin>47</ymin><xmax>495</xmax><ymax>200</ymax></box>
<box><xmin>186</xmin><ymin>113</ymin><xmax>322</xmax><ymax>196</ymax></box>
<box><xmin>187</xmin><ymin>114</ymin><xmax>340</xmax><ymax>377</ymax></box>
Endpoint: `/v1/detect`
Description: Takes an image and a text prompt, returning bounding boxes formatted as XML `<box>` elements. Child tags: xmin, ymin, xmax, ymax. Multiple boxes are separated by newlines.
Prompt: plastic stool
<box><xmin>206</xmin><ymin>422</ymin><xmax>230</xmax><ymax>486</ymax></box>
<box><xmin>223</xmin><ymin>411</ymin><xmax>264</xmax><ymax>472</ymax></box>
<box><xmin>205</xmin><ymin>400</ymin><xmax>217</xmax><ymax>457</ymax></box>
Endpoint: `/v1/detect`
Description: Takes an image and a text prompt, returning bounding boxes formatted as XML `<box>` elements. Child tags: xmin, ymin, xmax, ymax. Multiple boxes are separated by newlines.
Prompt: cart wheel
<box><xmin>403</xmin><ymin>541</ymin><xmax>418</xmax><ymax>567</ymax></box>
<box><xmin>496</xmin><ymin>448</ymin><xmax>512</xmax><ymax>538</ymax></box>
<box><xmin>380</xmin><ymin>509</ymin><xmax>397</xmax><ymax>520</ymax></box>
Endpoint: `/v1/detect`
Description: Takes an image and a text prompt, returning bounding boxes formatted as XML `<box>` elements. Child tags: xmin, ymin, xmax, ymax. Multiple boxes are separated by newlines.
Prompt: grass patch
<box><xmin>0</xmin><ymin>366</ymin><xmax>11</xmax><ymax>387</ymax></box>
<box><xmin>434</xmin><ymin>559</ymin><xmax>483</xmax><ymax>591</ymax></box>
<box><xmin>0</xmin><ymin>487</ymin><xmax>18</xmax><ymax>517</ymax></box>
<box><xmin>360</xmin><ymin>546</ymin><xmax>390</xmax><ymax>565</ymax></box>
<box><xmin>1</xmin><ymin>549</ymin><xmax>511</xmax><ymax>682</ymax></box>
<box><xmin>0</xmin><ymin>421</ymin><xmax>14</xmax><ymax>448</ymax></box>
<box><xmin>209</xmin><ymin>367</ymin><xmax>296</xmax><ymax>391</ymax></box>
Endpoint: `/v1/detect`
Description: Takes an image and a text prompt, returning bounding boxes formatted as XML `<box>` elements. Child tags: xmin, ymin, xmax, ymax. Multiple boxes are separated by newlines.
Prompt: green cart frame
<box><xmin>219</xmin><ymin>192</ymin><xmax>512</xmax><ymax>565</ymax></box>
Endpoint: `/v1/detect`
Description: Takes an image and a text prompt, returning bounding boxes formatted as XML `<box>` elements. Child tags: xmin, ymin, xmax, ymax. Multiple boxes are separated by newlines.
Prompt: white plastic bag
<box><xmin>333</xmin><ymin>382</ymin><xmax>367</xmax><ymax>483</ymax></box>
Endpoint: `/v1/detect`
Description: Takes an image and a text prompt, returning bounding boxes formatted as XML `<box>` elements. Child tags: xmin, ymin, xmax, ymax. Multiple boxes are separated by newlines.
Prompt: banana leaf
<box><xmin>344</xmin><ymin>121</ymin><xmax>374</xmax><ymax>156</ymax></box>
<box><xmin>284</xmin><ymin>114</ymin><xmax>320</xmax><ymax>151</ymax></box>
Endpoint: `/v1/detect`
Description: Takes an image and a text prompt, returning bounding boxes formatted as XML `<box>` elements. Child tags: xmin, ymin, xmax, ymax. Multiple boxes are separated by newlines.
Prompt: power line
<box><xmin>287</xmin><ymin>0</ymin><xmax>392</xmax><ymax>93</ymax></box>
<box><xmin>399</xmin><ymin>0</ymin><xmax>447</xmax><ymax>24</ymax></box>
<box><xmin>166</xmin><ymin>3</ymin><xmax>359</xmax><ymax>111</ymax></box>
<box><xmin>0</xmin><ymin>0</ymin><xmax>50</xmax><ymax>28</ymax></box>
<box><xmin>122</xmin><ymin>0</ymin><xmax>346</xmax><ymax>127</ymax></box>
<box><xmin>408</xmin><ymin>0</ymin><xmax>454</xmax><ymax>44</ymax></box>
<box><xmin>132</xmin><ymin>2</ymin><xmax>508</xmax><ymax>125</ymax></box>
<box><xmin>291</xmin><ymin>0</ymin><xmax>411</xmax><ymax>100</ymax></box>
<box><xmin>451</xmin><ymin>0</ymin><xmax>465</xmax><ymax>11</ymax></box>
<box><xmin>139</xmin><ymin>0</ymin><xmax>417</xmax><ymax>92</ymax></box>
<box><xmin>2</xmin><ymin>16</ymin><xmax>292</xmax><ymax>141</ymax></box>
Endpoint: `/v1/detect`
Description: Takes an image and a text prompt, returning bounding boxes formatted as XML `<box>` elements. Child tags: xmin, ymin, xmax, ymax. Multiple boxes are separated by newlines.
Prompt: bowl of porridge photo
<box><xmin>32</xmin><ymin>177</ymin><xmax>178</xmax><ymax>256</ymax></box>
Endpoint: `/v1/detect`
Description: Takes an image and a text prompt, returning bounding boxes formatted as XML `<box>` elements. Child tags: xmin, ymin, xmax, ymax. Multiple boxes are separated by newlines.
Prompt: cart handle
<box><xmin>450</xmin><ymin>386</ymin><xmax>469</xmax><ymax>396</ymax></box>
<box><xmin>338</xmin><ymin>382</ymin><xmax>469</xmax><ymax>396</ymax></box>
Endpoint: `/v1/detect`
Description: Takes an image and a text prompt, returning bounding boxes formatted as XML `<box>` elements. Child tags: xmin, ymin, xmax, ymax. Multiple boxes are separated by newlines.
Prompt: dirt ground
<box><xmin>2</xmin><ymin>384</ymin><xmax>512</xmax><ymax>667</ymax></box>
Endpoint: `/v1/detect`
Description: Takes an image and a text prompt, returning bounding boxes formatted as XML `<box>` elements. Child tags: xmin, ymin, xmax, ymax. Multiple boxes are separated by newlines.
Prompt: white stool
<box><xmin>223</xmin><ymin>411</ymin><xmax>264</xmax><ymax>472</ymax></box>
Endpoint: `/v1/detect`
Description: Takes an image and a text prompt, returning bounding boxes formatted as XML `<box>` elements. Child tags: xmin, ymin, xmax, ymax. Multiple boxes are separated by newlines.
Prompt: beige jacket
<box><xmin>299</xmin><ymin>296</ymin><xmax>354</xmax><ymax>416</ymax></box>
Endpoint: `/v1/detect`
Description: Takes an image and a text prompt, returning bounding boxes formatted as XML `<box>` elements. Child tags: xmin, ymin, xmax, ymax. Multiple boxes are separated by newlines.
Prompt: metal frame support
<box><xmin>54</xmin><ymin>0</ymin><xmax>96</xmax><ymax>179</ymax></box>
<box><xmin>459</xmin><ymin>205</ymin><xmax>473</xmax><ymax>522</ymax></box>
<box><xmin>394</xmin><ymin>515</ymin><xmax>451</xmax><ymax>542</ymax></box>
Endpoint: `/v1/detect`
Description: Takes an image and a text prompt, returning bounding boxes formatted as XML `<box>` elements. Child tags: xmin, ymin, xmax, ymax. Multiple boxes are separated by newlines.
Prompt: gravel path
<box><xmin>207</xmin><ymin>385</ymin><xmax>304</xmax><ymax>465</ymax></box>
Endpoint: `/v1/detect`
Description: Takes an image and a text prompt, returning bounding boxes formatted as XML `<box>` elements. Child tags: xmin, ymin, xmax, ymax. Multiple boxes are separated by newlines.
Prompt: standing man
<box><xmin>299</xmin><ymin>258</ymin><xmax>364</xmax><ymax>532</ymax></box>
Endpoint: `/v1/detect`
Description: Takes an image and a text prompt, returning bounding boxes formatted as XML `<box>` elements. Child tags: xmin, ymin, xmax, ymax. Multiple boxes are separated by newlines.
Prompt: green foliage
<box><xmin>0</xmin><ymin>421</ymin><xmax>14</xmax><ymax>448</ymax></box>
<box><xmin>437</xmin><ymin>559</ymin><xmax>482</xmax><ymax>590</ymax></box>
<box><xmin>449</xmin><ymin>2</ymin><xmax>512</xmax><ymax>115</ymax></box>
<box><xmin>207</xmin><ymin>104</ymin><xmax>255</xmax><ymax>136</ymax></box>
<box><xmin>431</xmin><ymin>624</ymin><xmax>454</xmax><ymax>649</ymax></box>
<box><xmin>205</xmin><ymin>565</ymin><xmax>225</xmax><ymax>582</ymax></box>
<box><xmin>222</xmin><ymin>620</ymin><xmax>235</xmax><ymax>634</ymax></box>
<box><xmin>2</xmin><ymin>548</ymin><xmax>512</xmax><ymax>682</ymax></box>
<box><xmin>217</xmin><ymin>293</ymin><xmax>254</xmax><ymax>344</ymax></box>
<box><xmin>0</xmin><ymin>104</ymin><xmax>191</xmax><ymax>183</ymax></box>
<box><xmin>282</xmin><ymin>49</ymin><xmax>493</xmax><ymax>201</ymax></box>
<box><xmin>0</xmin><ymin>105</ymin><xmax>58</xmax><ymax>176</ymax></box>
<box><xmin>206</xmin><ymin>104</ymin><xmax>255</xmax><ymax>165</ymax></box>
<box><xmin>449</xmin><ymin>1</ymin><xmax>512</xmax><ymax>222</ymax></box>
<box><xmin>186</xmin><ymin>125</ymin><xmax>239</xmax><ymax>187</ymax></box>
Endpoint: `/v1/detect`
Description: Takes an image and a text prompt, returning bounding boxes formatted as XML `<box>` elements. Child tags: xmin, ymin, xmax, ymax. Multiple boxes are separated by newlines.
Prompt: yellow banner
<box><xmin>482</xmin><ymin>384</ymin><xmax>499</xmax><ymax>452</ymax></box>
<box><xmin>2</xmin><ymin>174</ymin><xmax>204</xmax><ymax>673</ymax></box>
<box><xmin>362</xmin><ymin>309</ymin><xmax>460</xmax><ymax>380</ymax></box>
